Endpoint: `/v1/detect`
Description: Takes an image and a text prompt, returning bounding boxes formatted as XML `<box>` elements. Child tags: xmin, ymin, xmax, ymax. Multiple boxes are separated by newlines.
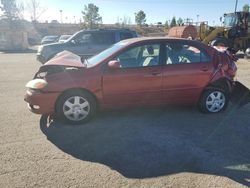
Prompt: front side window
<box><xmin>165</xmin><ymin>43</ymin><xmax>211</xmax><ymax>65</ymax></box>
<box><xmin>116</xmin><ymin>44</ymin><xmax>160</xmax><ymax>68</ymax></box>
<box><xmin>87</xmin><ymin>41</ymin><xmax>127</xmax><ymax>67</ymax></box>
<box><xmin>74</xmin><ymin>33</ymin><xmax>92</xmax><ymax>44</ymax></box>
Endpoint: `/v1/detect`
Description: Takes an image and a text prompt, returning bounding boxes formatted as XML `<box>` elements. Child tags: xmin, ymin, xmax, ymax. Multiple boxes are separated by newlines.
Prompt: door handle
<box><xmin>201</xmin><ymin>67</ymin><xmax>209</xmax><ymax>72</ymax></box>
<box><xmin>151</xmin><ymin>72</ymin><xmax>161</xmax><ymax>76</ymax></box>
<box><xmin>144</xmin><ymin>72</ymin><xmax>161</xmax><ymax>77</ymax></box>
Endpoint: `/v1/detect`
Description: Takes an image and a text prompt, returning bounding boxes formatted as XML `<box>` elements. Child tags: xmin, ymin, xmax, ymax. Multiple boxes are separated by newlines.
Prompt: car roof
<box><xmin>79</xmin><ymin>28</ymin><xmax>136</xmax><ymax>32</ymax></box>
<box><xmin>120</xmin><ymin>37</ymin><xmax>206</xmax><ymax>46</ymax></box>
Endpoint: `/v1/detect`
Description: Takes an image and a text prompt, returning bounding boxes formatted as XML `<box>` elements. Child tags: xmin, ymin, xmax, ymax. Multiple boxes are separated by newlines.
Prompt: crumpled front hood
<box><xmin>43</xmin><ymin>50</ymin><xmax>85</xmax><ymax>68</ymax></box>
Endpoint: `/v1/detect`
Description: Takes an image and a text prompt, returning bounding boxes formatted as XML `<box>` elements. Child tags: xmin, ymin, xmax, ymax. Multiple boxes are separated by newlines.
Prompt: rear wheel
<box><xmin>56</xmin><ymin>90</ymin><xmax>97</xmax><ymax>124</ymax></box>
<box><xmin>199</xmin><ymin>88</ymin><xmax>228</xmax><ymax>113</ymax></box>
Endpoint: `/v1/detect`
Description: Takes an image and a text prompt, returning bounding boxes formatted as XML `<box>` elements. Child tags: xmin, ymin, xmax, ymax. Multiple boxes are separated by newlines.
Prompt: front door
<box><xmin>102</xmin><ymin>43</ymin><xmax>163</xmax><ymax>107</ymax></box>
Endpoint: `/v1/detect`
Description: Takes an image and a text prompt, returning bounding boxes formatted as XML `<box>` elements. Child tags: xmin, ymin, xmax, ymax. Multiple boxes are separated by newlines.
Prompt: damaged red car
<box><xmin>24</xmin><ymin>38</ymin><xmax>237</xmax><ymax>124</ymax></box>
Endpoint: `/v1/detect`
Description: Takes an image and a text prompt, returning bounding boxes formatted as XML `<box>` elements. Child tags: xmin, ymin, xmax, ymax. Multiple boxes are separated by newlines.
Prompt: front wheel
<box><xmin>56</xmin><ymin>90</ymin><xmax>97</xmax><ymax>124</ymax></box>
<box><xmin>199</xmin><ymin>89</ymin><xmax>228</xmax><ymax>113</ymax></box>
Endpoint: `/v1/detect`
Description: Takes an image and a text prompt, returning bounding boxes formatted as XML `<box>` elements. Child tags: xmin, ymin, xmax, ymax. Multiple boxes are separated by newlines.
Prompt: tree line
<box><xmin>1</xmin><ymin>0</ymin><xmax>249</xmax><ymax>29</ymax></box>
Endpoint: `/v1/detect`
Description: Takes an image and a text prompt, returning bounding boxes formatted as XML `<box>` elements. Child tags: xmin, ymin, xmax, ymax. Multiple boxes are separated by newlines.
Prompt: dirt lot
<box><xmin>0</xmin><ymin>53</ymin><xmax>250</xmax><ymax>188</ymax></box>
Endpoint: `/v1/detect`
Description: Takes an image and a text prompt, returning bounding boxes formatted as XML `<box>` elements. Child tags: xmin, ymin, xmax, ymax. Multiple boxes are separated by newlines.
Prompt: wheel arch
<box><xmin>54</xmin><ymin>87</ymin><xmax>99</xmax><ymax>113</ymax></box>
<box><xmin>205</xmin><ymin>78</ymin><xmax>233</xmax><ymax>94</ymax></box>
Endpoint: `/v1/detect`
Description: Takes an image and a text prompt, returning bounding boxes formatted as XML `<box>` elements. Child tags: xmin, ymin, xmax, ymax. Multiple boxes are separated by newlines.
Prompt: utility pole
<box><xmin>235</xmin><ymin>0</ymin><xmax>238</xmax><ymax>12</ymax></box>
<box><xmin>59</xmin><ymin>10</ymin><xmax>63</xmax><ymax>23</ymax></box>
<box><xmin>196</xmin><ymin>14</ymin><xmax>199</xmax><ymax>26</ymax></box>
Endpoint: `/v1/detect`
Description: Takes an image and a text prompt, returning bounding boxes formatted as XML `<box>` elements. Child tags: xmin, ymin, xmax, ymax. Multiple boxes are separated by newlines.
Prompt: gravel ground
<box><xmin>0</xmin><ymin>53</ymin><xmax>249</xmax><ymax>188</ymax></box>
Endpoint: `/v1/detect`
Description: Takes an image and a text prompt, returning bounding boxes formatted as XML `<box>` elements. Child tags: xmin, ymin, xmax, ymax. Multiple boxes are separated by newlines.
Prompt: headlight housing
<box><xmin>25</xmin><ymin>79</ymin><xmax>48</xmax><ymax>90</ymax></box>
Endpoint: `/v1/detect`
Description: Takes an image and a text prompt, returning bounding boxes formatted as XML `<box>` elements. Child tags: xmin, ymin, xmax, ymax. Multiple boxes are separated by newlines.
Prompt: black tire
<box><xmin>56</xmin><ymin>90</ymin><xmax>97</xmax><ymax>124</ymax></box>
<box><xmin>198</xmin><ymin>88</ymin><xmax>229</xmax><ymax>113</ymax></box>
<box><xmin>211</xmin><ymin>38</ymin><xmax>229</xmax><ymax>48</ymax></box>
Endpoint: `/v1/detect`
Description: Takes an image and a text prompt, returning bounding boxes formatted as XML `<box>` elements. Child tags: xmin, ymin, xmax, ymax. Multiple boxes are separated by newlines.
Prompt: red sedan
<box><xmin>24</xmin><ymin>37</ymin><xmax>237</xmax><ymax>124</ymax></box>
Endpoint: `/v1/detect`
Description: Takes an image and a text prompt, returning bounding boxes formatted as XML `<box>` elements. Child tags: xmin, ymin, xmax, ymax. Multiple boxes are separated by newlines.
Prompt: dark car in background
<box><xmin>41</xmin><ymin>35</ymin><xmax>59</xmax><ymax>45</ymax></box>
<box><xmin>37</xmin><ymin>29</ymin><xmax>138</xmax><ymax>64</ymax></box>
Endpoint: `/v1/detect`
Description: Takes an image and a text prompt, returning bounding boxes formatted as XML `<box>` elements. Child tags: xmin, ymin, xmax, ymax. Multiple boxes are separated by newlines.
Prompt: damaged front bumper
<box><xmin>24</xmin><ymin>89</ymin><xmax>60</xmax><ymax>114</ymax></box>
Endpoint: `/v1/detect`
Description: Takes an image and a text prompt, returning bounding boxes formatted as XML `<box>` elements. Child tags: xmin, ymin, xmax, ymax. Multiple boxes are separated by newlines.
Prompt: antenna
<box><xmin>234</xmin><ymin>0</ymin><xmax>238</xmax><ymax>12</ymax></box>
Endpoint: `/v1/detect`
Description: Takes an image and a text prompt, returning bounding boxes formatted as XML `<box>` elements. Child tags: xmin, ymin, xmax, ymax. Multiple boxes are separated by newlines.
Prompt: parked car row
<box><xmin>25</xmin><ymin>37</ymin><xmax>237</xmax><ymax>124</ymax></box>
<box><xmin>41</xmin><ymin>35</ymin><xmax>72</xmax><ymax>45</ymax></box>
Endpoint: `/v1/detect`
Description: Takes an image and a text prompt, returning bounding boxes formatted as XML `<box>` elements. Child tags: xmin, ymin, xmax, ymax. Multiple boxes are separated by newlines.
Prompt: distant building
<box><xmin>0</xmin><ymin>20</ymin><xmax>29</xmax><ymax>51</ymax></box>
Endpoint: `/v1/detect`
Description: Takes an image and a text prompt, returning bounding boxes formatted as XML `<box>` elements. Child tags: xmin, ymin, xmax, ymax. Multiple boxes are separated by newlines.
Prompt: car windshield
<box><xmin>86</xmin><ymin>41</ymin><xmax>128</xmax><ymax>67</ymax></box>
<box><xmin>224</xmin><ymin>14</ymin><xmax>238</xmax><ymax>27</ymax></box>
<box><xmin>66</xmin><ymin>30</ymin><xmax>82</xmax><ymax>42</ymax></box>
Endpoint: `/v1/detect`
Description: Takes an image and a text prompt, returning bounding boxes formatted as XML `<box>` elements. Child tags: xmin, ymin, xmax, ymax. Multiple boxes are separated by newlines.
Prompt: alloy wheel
<box><xmin>205</xmin><ymin>91</ymin><xmax>226</xmax><ymax>113</ymax></box>
<box><xmin>63</xmin><ymin>96</ymin><xmax>90</xmax><ymax>121</ymax></box>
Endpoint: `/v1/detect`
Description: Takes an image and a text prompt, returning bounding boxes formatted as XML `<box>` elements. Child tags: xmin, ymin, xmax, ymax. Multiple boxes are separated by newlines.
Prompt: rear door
<box><xmin>162</xmin><ymin>41</ymin><xmax>214</xmax><ymax>104</ymax></box>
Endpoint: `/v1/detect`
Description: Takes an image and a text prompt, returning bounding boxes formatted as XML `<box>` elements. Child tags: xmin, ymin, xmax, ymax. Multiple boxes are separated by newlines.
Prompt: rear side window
<box><xmin>120</xmin><ymin>32</ymin><xmax>134</xmax><ymax>40</ymax></box>
<box><xmin>165</xmin><ymin>43</ymin><xmax>211</xmax><ymax>65</ymax></box>
<box><xmin>92</xmin><ymin>32</ymin><xmax>116</xmax><ymax>44</ymax></box>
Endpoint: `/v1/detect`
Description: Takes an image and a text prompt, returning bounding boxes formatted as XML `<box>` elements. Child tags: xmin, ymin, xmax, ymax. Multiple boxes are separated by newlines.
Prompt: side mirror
<box><xmin>71</xmin><ymin>39</ymin><xmax>76</xmax><ymax>44</ymax></box>
<box><xmin>108</xmin><ymin>60</ymin><xmax>121</xmax><ymax>69</ymax></box>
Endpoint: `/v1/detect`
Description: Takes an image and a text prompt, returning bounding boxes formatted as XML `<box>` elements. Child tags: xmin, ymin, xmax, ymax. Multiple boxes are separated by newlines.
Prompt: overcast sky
<box><xmin>16</xmin><ymin>0</ymin><xmax>250</xmax><ymax>25</ymax></box>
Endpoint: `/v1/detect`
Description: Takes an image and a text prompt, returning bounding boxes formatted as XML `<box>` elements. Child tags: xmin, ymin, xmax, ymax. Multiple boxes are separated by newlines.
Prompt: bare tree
<box><xmin>27</xmin><ymin>0</ymin><xmax>46</xmax><ymax>22</ymax></box>
<box><xmin>0</xmin><ymin>0</ymin><xmax>20</xmax><ymax>20</ymax></box>
<box><xmin>16</xmin><ymin>1</ymin><xmax>24</xmax><ymax>20</ymax></box>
